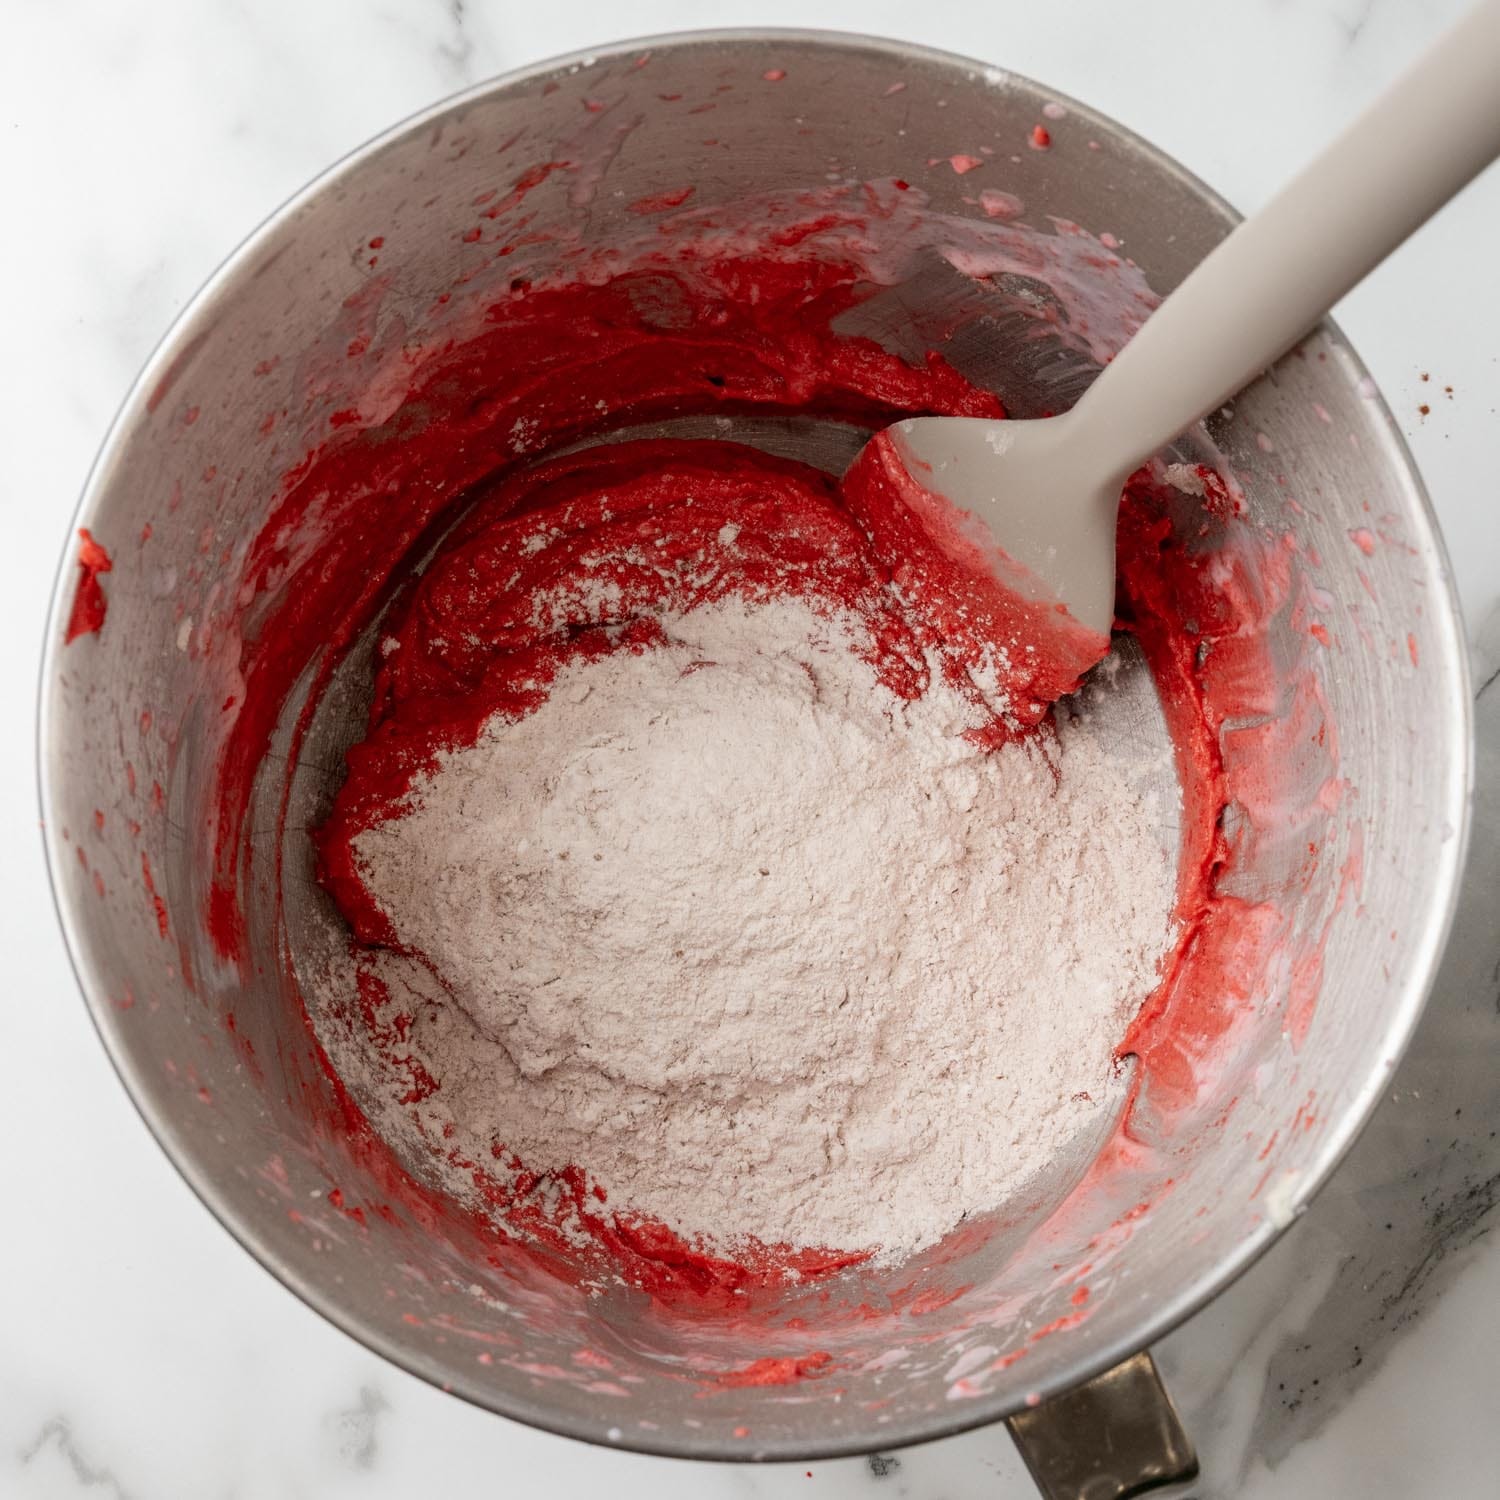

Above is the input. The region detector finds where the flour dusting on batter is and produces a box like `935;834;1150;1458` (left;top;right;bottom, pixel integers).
317;595;1174;1262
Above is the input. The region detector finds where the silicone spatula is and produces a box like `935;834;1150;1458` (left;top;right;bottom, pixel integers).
854;0;1500;714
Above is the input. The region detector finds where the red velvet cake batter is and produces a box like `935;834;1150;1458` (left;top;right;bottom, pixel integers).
196;192;1337;1300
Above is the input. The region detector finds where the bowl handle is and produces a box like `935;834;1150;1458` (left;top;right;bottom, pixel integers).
1005;1350;1198;1498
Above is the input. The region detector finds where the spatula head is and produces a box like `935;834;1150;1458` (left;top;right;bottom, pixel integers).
891;415;1121;635
842;416;1117;725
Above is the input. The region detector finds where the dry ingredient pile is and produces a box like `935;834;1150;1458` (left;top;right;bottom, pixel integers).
289;240;1186;1280
323;593;1174;1264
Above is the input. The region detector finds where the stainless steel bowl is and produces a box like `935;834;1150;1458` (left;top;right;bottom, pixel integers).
39;29;1470;1486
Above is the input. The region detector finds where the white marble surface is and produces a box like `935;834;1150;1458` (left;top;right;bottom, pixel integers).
3;1;1499;1495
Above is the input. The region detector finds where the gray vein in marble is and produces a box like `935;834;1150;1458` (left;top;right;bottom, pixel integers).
17;1418;137;1500
326;1385;390;1471
438;0;476;83
1384;1173;1499;1320
1161;1252;1341;1495
1332;0;1379;47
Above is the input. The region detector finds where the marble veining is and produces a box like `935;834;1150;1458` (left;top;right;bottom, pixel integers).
18;1420;136;1500
3;0;1496;1495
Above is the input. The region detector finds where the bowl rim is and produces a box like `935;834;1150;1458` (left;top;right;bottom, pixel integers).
37;25;1475;1464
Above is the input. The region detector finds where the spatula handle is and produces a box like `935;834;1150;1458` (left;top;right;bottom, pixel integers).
1075;0;1500;486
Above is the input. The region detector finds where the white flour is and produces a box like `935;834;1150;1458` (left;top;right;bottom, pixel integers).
330;596;1175;1262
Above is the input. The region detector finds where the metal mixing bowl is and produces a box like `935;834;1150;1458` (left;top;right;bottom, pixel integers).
39;29;1470;1489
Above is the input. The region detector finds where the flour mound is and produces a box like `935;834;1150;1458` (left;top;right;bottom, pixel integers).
341;597;1173;1261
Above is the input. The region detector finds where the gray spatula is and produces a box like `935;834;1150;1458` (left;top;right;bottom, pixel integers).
864;0;1500;695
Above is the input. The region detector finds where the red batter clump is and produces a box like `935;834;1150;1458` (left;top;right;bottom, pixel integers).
65;527;113;643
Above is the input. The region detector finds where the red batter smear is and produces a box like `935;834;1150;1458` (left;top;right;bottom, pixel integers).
141;852;170;939
199;198;1339;1310
842;431;1112;724
708;1351;834;1388
65;527;113;643
1113;477;1338;1112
